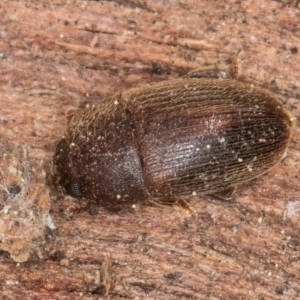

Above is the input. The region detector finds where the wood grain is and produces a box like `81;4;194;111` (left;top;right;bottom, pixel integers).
0;0;299;299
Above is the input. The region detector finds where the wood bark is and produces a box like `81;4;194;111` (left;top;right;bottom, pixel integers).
0;0;299;299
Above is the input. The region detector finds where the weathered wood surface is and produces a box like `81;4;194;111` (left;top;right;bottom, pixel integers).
0;0;300;299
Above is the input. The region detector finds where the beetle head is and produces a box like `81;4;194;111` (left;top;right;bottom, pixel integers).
52;138;82;198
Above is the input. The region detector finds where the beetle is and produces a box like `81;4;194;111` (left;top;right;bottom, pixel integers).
52;55;295;212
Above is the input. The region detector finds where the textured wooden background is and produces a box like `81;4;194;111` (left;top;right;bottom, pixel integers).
0;0;299;299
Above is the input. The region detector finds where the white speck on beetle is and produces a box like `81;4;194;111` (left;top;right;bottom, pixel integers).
192;191;197;196
206;145;211;149
238;158;243;162
259;139;266;142
116;194;121;199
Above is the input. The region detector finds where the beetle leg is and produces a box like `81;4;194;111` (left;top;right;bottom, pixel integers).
149;197;193;214
211;186;237;201
177;199;194;214
185;49;241;80
65;198;91;215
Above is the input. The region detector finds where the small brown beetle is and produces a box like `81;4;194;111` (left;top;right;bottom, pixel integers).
52;56;295;212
